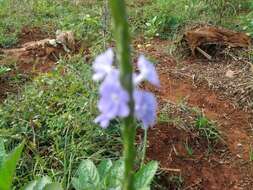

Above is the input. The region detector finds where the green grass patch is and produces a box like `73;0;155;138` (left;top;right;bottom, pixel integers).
0;0;105;47
0;66;11;77
0;55;121;189
195;115;221;146
129;0;253;39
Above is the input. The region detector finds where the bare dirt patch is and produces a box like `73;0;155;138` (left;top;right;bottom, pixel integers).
18;27;51;45
157;74;253;160
135;38;253;189
178;59;253;111
149;124;253;190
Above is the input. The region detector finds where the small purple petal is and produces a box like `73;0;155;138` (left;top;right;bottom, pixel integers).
134;90;157;128
92;48;114;81
95;114;111;128
135;55;160;86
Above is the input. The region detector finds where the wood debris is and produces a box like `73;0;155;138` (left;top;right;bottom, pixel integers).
184;26;251;59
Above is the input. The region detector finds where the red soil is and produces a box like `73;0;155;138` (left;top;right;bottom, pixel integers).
18;27;50;45
136;38;253;189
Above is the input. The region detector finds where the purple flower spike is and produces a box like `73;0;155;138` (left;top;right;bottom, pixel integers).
134;90;157;128
95;71;130;128
135;55;160;87
92;49;159;129
92;48;114;81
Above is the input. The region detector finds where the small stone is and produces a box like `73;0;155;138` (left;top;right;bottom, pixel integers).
225;69;235;78
137;44;142;48
237;143;243;147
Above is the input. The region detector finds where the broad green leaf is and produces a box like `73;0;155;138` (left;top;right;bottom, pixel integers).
72;178;85;190
0;141;25;190
44;183;63;190
97;159;113;179
134;161;158;189
33;176;52;190
23;177;62;190
108;187;121;190
105;160;124;188
139;187;150;190
97;159;113;189
138;187;150;190
0;138;6;166
23;180;37;190
72;159;99;190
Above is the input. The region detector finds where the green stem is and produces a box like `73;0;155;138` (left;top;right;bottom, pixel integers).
141;129;148;168
109;1;136;190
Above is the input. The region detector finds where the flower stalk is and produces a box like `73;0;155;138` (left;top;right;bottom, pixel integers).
141;128;148;168
109;1;136;190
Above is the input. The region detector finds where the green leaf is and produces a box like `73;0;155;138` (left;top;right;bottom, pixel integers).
139;187;150;190
0;138;6;166
44;183;63;190
97;159;113;189
0;66;11;76
23;180;37;190
105;159;124;188
23;177;62;190
97;159;113;179
72;159;99;190
0;141;25;190
33;176;52;190
134;161;158;189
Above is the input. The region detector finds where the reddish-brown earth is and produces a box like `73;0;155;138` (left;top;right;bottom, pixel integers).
18;27;51;45
135;38;253;189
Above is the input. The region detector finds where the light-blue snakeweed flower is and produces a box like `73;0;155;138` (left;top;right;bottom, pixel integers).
92;48;159;129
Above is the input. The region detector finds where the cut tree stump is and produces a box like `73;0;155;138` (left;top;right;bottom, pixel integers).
184;26;251;59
